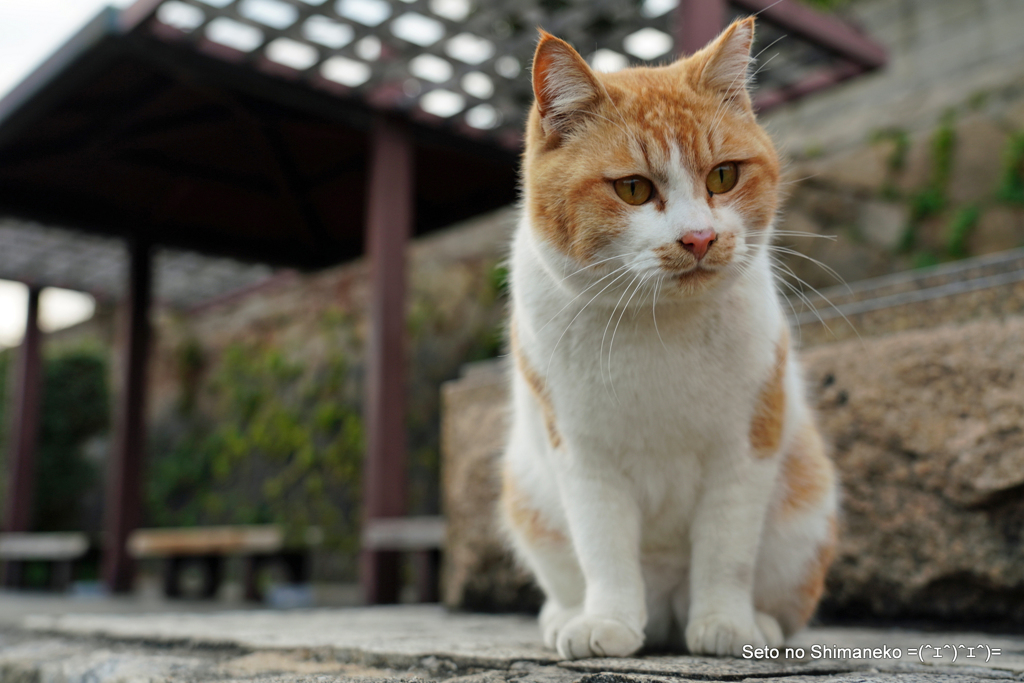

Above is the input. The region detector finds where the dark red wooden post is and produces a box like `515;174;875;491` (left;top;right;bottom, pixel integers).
360;116;413;604
676;0;726;54
1;286;43;587
103;238;152;593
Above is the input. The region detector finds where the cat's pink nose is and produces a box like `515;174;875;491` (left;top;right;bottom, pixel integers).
680;229;717;260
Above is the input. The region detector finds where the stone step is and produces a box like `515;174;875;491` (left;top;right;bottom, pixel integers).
2;606;1022;682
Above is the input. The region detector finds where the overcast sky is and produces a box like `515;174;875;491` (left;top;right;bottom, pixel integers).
0;0;136;346
0;0;135;99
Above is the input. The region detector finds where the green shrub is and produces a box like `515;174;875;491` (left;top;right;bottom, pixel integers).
147;343;364;557
0;346;109;531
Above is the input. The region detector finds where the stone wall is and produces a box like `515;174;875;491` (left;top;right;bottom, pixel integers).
764;0;1024;159
440;360;542;612
804;316;1024;625
762;0;1024;290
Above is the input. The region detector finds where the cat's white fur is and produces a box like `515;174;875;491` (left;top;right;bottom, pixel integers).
501;23;838;660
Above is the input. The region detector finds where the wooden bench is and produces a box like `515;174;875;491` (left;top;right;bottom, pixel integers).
362;516;445;602
128;525;317;601
0;532;89;590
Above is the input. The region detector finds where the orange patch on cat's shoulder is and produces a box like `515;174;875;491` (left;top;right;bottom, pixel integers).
779;421;835;519
501;467;566;545
795;516;837;626
510;319;563;449
750;331;788;457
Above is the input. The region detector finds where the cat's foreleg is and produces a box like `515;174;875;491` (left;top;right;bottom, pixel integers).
506;521;585;649
554;465;647;659
685;448;782;656
501;459;585;648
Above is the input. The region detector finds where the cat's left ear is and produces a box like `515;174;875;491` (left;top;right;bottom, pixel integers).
694;17;756;111
532;31;604;138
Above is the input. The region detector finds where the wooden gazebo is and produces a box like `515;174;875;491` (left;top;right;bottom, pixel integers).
0;0;884;602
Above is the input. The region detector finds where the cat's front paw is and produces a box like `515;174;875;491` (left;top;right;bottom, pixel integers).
556;614;644;659
685;610;779;657
540;602;581;649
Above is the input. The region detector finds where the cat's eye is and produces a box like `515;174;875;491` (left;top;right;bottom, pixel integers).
706;162;739;195
614;176;653;205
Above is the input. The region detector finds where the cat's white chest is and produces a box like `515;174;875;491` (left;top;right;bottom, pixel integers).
510;227;785;557
538;285;772;460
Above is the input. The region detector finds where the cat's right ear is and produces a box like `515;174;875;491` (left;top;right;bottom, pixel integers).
532;31;603;138
693;17;756;112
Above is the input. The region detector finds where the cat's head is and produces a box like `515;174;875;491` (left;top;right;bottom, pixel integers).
523;18;780;299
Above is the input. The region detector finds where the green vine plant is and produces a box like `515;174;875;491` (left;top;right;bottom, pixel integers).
900;111;958;255
870;127;910;201
147;341;365;569
997;131;1024;205
945;204;981;259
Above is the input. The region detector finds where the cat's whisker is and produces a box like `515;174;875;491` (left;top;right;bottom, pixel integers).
778;173;820;186
771;232;837;241
752;0;786;17
767;258;803;345
651;276;669;352
540;262;634;332
600;270;644;393
770;262;836;338
767;254;805;302
752;34;788;62
773;273;828;339
748;52;779;80
765;245;851;292
769;256;861;343
747;229;837;241
608;272;654;403
545;266;634;378
641;276;659;325
559;252;643;284
633;271;658;320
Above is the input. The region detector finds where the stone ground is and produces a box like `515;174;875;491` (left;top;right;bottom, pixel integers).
1;598;1022;683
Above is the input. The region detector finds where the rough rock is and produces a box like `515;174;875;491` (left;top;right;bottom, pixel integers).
858;200;908;250
441;361;541;613
895;131;935;196
968;206;1024;256
803;316;1024;623
792;144;890;194
948;116;1011;204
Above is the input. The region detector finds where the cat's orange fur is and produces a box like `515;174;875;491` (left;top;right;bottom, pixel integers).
501;17;838;658
509;319;562;449
523;23;780;268
750;331;789;456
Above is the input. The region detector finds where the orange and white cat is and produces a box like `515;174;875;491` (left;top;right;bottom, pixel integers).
500;18;838;659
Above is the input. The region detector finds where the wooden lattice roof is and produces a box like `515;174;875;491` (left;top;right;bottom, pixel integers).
0;0;884;271
136;0;886;147
0;219;274;307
